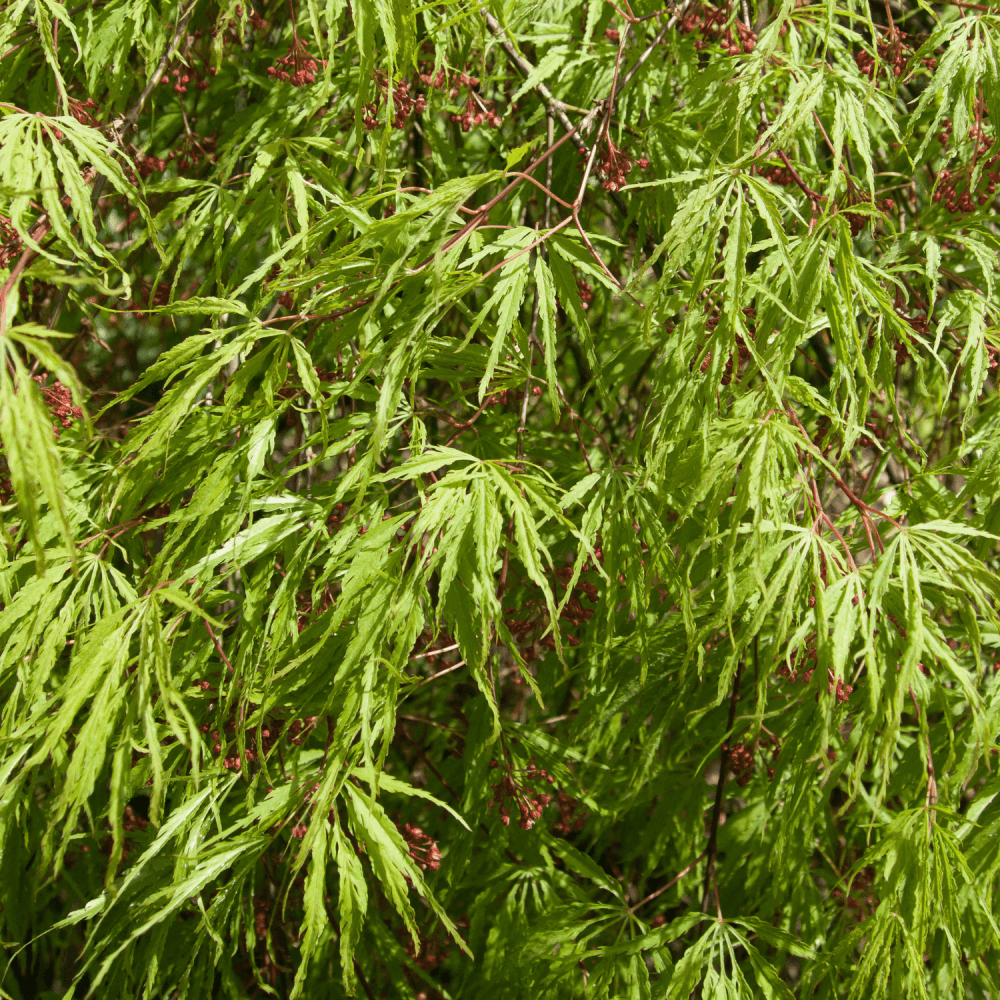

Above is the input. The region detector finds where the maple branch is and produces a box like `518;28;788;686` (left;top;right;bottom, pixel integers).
701;657;744;922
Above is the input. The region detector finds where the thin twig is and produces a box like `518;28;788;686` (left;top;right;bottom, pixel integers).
910;687;938;833
123;2;197;132
204;619;236;675
629;850;707;913
701;657;744;922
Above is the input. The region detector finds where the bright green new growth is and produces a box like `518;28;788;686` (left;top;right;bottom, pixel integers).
1;0;1000;996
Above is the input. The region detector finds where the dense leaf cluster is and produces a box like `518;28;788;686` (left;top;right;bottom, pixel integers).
2;0;1000;996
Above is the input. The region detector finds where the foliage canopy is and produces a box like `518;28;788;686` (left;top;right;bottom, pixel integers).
3;0;1000;996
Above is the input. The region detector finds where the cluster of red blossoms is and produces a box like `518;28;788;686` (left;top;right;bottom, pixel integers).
444;69;503;131
725;733;780;787
678;1;757;55
449;93;503;132
134;133;217;179
126;280;172;317
399;823;443;871
267;36;326;87
839;190;895;237
777;646;853;704
931;116;998;214
755;161;796;186
588;137;650;192
833;866;879;922
503;563;599;661
932;164;998;214
356;66;507;133
855;31;911;80
220;4;268;36
33;375;82;438
778;638;818;683
488;758;554;829
858;408;892;448
695;306;756;383
482;384;543;409
159;62;215;95
68;97;100;126
0;215;20;268
199;711;317;771
362;71;427;130
829;671;853;704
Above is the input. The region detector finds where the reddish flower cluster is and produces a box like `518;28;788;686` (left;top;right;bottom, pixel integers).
32;376;82;438
605;27;621;43
756;162;796;186
553;789;588;835
327;502;350;532
577;279;594;310
68;97;100;126
829;669;853;704
678;2;756;55
856;31;910;81
266;36;326;87
694;306;755;384
363;71;428;130
813;415;832;455
122;804;149;832
833;866;878;922
0;215;20;268
837;191;893;237
220;4;268;35
201;714;317;770
903;311;929;341
400;823;442;871
778;639;817;683
158;59;216;96
488;758;554;829
504;562;599;660
857;412;892;448
445;71;481;99
449;93;503;132
295;585;334;632
134;152;170;178
725;741;756;786
418;66;449;90
134;133;217;179
587;137;650;192
253;897;271;939
126;280;171;316
968;121;994;156
485;388;513;408
403;933;452;970
933;160;999;214
726;732;781;786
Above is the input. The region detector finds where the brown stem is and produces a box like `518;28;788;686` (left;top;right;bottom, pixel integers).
518;292;540;462
123;1;197;131
776;148;825;207
353;961;377;1000
701;657;744;921
0;230;50;335
52;20;67;114
442;395;493;447
629;849;707;914
909;687;938;833
204;619;235;675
